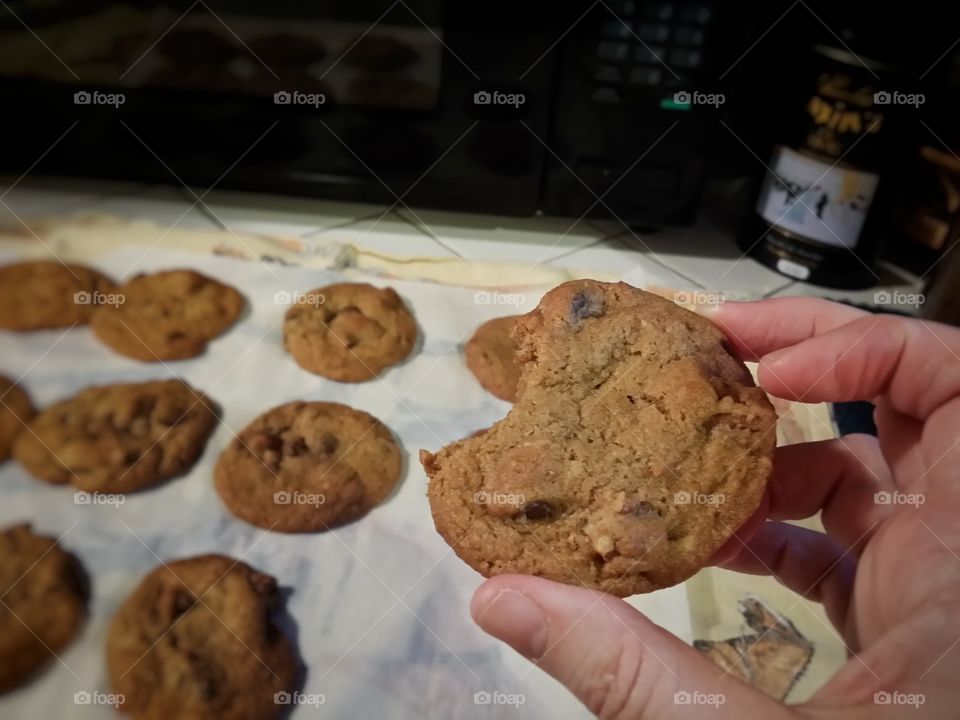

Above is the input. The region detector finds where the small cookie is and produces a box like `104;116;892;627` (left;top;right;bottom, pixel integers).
422;280;776;597
107;554;296;720
0;377;34;462
215;401;402;532
465;316;523;402
282;283;416;382
13;379;218;493
0;524;86;692
0;261;115;331
92;270;245;361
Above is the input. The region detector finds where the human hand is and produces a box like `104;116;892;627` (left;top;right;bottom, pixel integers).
470;297;960;718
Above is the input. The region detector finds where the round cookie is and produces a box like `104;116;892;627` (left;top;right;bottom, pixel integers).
13;379;218;493
107;554;296;720
0;524;86;692
91;269;245;362
0;377;34;462
282;283;416;382
0;261;115;331
465;315;522;402
422;280;777;597
215;401;402;532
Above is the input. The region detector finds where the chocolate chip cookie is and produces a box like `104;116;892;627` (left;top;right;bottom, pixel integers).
91;269;245;362
282;283;416;382
0;524;86;692
0;261;115;331
0;377;34;462
465;315;522;402
107;554;296;720
215;401;403;532
422;280;776;597
13;379;218;493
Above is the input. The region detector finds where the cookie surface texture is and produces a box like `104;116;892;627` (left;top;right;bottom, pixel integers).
282;283;416;382
215;401;403;532
13;379;218;493
91;269;245;361
0;261;115;330
422;280;776;596
465;315;522;402
0;524;86;692
107;554;296;720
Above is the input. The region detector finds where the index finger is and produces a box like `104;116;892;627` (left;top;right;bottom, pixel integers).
698;297;867;361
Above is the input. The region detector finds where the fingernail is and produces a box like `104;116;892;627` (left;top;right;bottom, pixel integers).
472;588;548;659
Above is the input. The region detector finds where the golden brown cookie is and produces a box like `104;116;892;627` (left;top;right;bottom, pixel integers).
215;401;403;532
0;524;86;692
91;270;245;362
0;261;115;331
107;554;296;720
282;283;416;382
13;379;218;493
0;376;34;462
465;316;522;402
422;280;777;597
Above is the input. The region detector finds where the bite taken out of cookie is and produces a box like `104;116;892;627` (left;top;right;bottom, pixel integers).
421;279;777;597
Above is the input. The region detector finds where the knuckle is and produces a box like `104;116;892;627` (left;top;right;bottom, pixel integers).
580;632;657;720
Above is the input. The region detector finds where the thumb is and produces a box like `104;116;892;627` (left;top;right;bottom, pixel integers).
471;575;792;719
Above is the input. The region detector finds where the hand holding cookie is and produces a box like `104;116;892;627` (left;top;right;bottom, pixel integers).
471;297;960;719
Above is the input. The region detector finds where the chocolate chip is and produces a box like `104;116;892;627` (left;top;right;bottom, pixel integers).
517;500;555;521
621;499;658;517
286;437;308;457
569;291;604;322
